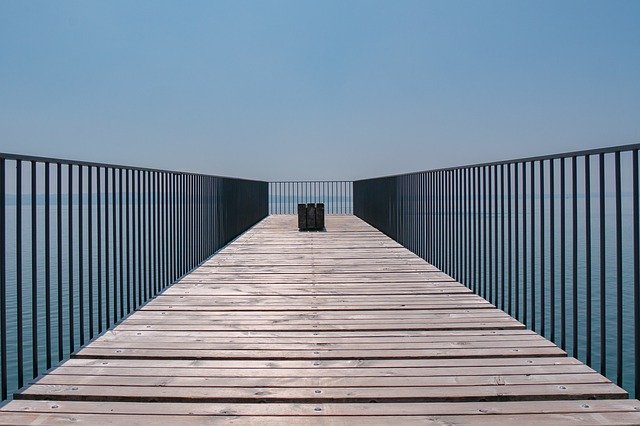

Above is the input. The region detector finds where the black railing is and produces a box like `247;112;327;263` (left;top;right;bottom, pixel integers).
269;181;353;214
354;143;640;397
0;153;268;402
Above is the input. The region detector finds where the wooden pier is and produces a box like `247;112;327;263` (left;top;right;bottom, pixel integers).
1;215;639;424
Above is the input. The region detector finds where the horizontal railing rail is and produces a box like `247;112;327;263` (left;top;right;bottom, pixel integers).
0;153;268;403
269;181;353;215
354;143;640;398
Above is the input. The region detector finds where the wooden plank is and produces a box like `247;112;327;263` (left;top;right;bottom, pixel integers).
4;399;640;416
16;382;628;402
48;364;598;378
4;412;640;425
32;373;611;388
73;347;566;359
60;355;583;369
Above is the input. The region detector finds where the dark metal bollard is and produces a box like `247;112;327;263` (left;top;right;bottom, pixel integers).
316;203;325;230
306;203;316;229
298;203;325;231
298;204;307;230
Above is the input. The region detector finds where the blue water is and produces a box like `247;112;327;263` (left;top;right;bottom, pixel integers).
1;202;165;399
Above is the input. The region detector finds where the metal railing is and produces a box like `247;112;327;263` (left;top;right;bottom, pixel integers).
354;143;640;397
0;153;268;402
269;181;352;214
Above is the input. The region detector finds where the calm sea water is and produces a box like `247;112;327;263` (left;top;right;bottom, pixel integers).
2;202;163;399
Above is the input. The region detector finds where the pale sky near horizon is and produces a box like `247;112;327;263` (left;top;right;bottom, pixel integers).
1;0;639;181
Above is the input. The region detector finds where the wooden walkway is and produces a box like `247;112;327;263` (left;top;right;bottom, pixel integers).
1;215;639;424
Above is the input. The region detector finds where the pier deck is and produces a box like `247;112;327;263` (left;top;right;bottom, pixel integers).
1;215;639;424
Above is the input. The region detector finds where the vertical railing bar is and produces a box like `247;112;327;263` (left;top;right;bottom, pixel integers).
200;175;203;261
523;162;527;327
454;171;458;278
473;171;478;292
133;170;138;308
78;165;84;347
561;158;566;351
16;160;23;386
56;163;63;360
182;173;185;275
195;175;199;262
572;156;578;358
133;170;143;307
540;159;545;337
176;174;180;279
585;155;592;366
30;161;38;377
105;167;110;329
153;172;157;292
158;172;162;292
341;180;343;214
449;171;453;276
168;173;172;282
460;171;464;286
615;151;623;387
450;173;454;277
45;162;52;368
459;169;463;281
96;168;102;334
205;176;209;257
437;172;441;269
487;168;492;302
188;174;192;268
160;173;165;288
550;160;555;343
633;149;639;397
457;171;461;279
68;163;74;354
442;175;446;275
467;168;472;290
500;164;505;311
494;165;499;306
514;163;519;321
0;157;5;400
112;167;117;323
170;173;174;281
141;171;151;300
126;169;131;312
88;167;93;340
531;161;536;332
152;172;157;295
507;163;512;316
192;174;195;266
169;174;173;282
147;172;157;298
177;174;181;278
483;166;488;300
156;172;161;292
464;170;467;290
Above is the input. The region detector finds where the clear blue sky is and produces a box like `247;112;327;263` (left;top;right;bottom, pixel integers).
1;1;639;180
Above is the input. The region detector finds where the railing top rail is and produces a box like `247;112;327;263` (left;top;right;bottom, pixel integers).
269;180;353;183
357;142;640;181
0;152;266;183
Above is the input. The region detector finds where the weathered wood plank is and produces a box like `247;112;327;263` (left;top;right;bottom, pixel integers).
4;399;640;416
15;382;628;402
